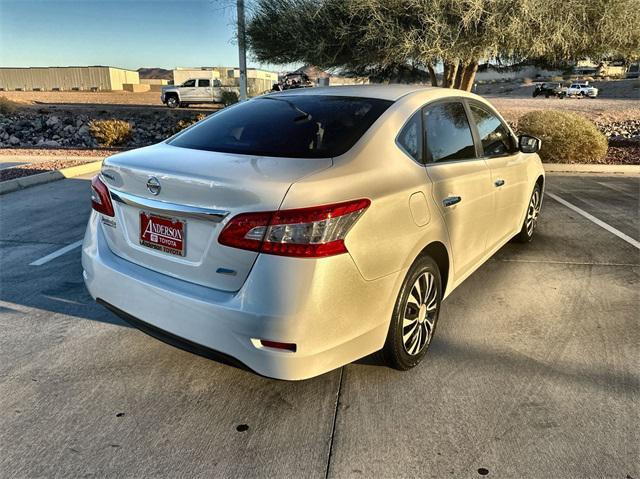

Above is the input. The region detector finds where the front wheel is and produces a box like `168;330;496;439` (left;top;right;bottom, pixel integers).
382;255;442;370
166;96;179;108
516;183;542;243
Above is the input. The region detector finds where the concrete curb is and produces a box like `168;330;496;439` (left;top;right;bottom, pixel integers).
0;160;103;195
544;163;640;175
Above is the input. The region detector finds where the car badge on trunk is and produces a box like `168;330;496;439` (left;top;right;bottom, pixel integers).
146;177;161;195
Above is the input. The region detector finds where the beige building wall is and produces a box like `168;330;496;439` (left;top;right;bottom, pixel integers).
212;67;278;95
108;68;140;90
0;66;139;91
140;79;169;85
173;68;221;86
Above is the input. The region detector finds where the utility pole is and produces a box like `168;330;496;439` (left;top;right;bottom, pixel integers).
237;0;247;101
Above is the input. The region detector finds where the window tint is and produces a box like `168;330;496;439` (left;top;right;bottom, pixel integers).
397;112;422;162
198;79;211;87
469;104;516;157
168;95;393;158
182;79;196;87
423;102;476;163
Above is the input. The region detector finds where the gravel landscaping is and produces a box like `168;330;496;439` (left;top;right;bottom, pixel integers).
0;87;638;166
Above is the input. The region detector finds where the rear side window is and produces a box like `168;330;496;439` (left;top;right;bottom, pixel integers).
397;112;422;162
198;79;211;87
469;104;516;157
168;95;393;158
423;102;476;163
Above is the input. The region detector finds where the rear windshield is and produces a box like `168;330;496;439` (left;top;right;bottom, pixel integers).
168;95;393;158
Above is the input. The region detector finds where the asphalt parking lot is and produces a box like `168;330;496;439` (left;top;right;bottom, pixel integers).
0;173;638;478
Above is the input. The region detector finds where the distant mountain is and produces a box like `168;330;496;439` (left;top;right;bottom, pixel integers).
137;68;172;80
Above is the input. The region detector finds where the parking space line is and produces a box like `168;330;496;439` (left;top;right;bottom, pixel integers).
29;240;83;266
546;192;640;250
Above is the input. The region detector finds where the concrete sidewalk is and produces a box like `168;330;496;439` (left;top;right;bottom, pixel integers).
0;155;103;170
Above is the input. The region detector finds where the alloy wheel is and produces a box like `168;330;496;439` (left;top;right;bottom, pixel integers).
402;272;438;355
526;189;541;237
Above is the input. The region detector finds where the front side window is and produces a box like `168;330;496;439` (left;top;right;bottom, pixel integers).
182;79;196;87
423;102;476;163
169;95;393;158
397;112;422;162
198;79;211;87
469;104;516;157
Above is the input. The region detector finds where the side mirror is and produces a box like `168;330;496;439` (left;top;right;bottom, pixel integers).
519;135;541;153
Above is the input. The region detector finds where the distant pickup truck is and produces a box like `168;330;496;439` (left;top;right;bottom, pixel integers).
566;83;599;98
161;79;224;108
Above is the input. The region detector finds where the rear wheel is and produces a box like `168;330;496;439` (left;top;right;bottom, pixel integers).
382;255;442;370
516;183;542;243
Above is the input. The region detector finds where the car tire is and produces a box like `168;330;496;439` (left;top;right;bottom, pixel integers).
382;255;442;371
516;183;542;243
166;96;179;109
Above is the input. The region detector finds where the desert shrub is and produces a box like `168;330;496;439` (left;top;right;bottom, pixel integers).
0;96;19;114
517;111;608;164
222;90;239;107
551;76;563;82
88;119;132;147
173;113;206;134
521;77;533;85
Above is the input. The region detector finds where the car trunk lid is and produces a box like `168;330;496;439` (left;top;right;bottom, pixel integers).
99;143;332;292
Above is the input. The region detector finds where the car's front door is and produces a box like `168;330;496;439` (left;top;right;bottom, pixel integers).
422;100;494;280
468;101;530;250
179;79;198;101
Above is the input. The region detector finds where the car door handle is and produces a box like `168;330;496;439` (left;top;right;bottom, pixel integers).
495;179;505;187
442;196;462;207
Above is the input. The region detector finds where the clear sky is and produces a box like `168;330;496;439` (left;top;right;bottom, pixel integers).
0;0;283;71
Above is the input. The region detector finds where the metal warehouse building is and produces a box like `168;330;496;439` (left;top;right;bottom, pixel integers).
0;66;140;91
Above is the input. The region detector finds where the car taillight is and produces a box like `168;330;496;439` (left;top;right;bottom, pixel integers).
91;175;115;217
218;198;370;258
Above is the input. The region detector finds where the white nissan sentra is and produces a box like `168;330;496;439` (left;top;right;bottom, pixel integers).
83;85;544;380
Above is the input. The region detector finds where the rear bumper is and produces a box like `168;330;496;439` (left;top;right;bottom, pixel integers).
82;212;402;380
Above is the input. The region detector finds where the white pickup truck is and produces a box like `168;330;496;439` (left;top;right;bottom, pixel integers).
566;82;599;98
161;78;224;108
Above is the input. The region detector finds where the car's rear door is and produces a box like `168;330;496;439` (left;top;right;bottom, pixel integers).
467;100;529;250
422;100;494;280
196;79;213;101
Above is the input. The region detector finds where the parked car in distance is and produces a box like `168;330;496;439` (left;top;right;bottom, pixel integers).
532;82;566;98
161;78;225;108
271;72;314;91
83;85;545;380
566;82;599;97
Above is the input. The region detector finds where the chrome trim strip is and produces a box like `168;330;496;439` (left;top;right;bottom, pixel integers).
110;189;229;223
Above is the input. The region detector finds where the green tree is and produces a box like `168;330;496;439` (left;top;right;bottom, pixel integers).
247;0;640;90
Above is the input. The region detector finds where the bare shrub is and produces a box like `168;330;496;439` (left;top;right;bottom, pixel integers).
0;96;19;114
88;119;132;147
222;90;239;106
517;111;608;164
173;113;207;134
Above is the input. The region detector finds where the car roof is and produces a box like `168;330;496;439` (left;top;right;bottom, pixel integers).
267;84;438;101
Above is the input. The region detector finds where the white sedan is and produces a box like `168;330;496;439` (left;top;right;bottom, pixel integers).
83;85;544;380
